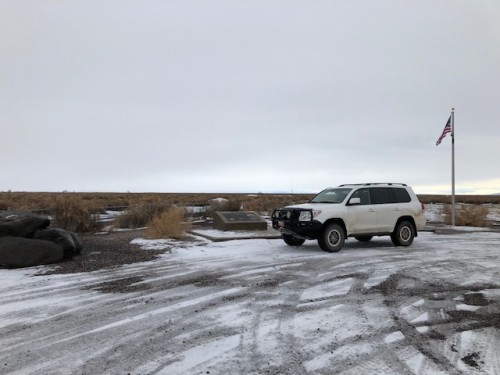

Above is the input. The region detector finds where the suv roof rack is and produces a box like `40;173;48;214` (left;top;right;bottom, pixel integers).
338;183;408;187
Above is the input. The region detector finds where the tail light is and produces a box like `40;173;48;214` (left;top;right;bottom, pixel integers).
421;203;425;211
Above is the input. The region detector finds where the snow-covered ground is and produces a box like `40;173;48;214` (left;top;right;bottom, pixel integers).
1;230;500;374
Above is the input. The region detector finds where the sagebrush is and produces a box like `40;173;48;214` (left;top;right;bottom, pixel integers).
52;195;100;233
145;207;192;239
442;204;489;227
116;202;169;229
1;192;500;211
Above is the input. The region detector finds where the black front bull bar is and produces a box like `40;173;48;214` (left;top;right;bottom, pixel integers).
271;209;318;240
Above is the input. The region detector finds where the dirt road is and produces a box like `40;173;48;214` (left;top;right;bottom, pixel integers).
1;230;499;374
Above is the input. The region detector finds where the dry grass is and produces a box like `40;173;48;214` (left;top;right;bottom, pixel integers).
0;191;316;212
116;202;169;229
52;195;100;233
442;204;490;227
145;207;191;239
419;194;500;205
1;191;497;231
1;191;499;210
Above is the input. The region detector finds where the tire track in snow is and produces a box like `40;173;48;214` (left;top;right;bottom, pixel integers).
1;232;500;374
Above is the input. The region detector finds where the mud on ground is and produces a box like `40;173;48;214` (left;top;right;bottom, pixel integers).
44;229;166;274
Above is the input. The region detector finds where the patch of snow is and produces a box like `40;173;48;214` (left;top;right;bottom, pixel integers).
480;288;500;298
0;267;45;289
363;272;391;289
456;304;481;312
397;346;448;375
400;299;426;322
410;312;429;324
453;329;500;374
57;287;247;343
130;238;176;250
190;228;277;239
384;331;405;344
424;203;444;222
300;278;354;301
451;226;491;232
98;210;124;223
411;299;425;307
210;198;228;202
157;335;240;374
416;326;429;333
304;343;374;372
401;298;425;315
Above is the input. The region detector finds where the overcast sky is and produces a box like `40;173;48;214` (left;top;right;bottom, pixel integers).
1;1;499;194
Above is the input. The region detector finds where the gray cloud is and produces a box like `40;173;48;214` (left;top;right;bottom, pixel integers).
1;1;499;193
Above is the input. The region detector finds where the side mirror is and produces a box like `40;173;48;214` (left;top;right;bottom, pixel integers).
348;197;361;205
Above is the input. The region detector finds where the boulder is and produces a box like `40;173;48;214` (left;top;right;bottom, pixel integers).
34;228;82;259
70;231;83;255
0;236;64;268
0;213;83;268
0;216;50;238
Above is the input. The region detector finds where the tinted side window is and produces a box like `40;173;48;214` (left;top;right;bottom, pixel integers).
370;188;394;204
392;188;411;203
350;188;371;205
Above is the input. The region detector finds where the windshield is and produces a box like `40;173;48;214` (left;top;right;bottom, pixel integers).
310;188;352;204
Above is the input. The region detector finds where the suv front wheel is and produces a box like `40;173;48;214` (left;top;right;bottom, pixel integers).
318;223;345;252
391;220;415;246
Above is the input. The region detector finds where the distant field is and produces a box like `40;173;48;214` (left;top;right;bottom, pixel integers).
0;192;312;213
418;194;500;204
1;191;499;212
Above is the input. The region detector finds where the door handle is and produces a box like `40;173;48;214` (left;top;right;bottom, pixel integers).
369;209;375;212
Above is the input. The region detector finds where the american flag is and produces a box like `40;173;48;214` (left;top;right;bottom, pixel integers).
436;116;452;146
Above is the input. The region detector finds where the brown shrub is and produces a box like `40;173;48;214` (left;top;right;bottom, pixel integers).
3;192;500;211
52;195;100;233
116;203;169;229
0;200;8;210
145;207;191;239
442;204;489;227
419;194;500;205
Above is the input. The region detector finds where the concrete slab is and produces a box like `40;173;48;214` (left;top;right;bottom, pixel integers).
212;211;268;231
190;226;281;242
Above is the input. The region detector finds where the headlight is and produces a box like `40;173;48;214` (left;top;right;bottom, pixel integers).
299;211;312;221
286;211;292;219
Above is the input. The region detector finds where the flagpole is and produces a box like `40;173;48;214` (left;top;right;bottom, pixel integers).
451;108;455;226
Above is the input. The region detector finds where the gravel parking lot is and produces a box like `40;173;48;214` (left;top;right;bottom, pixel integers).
1;229;499;374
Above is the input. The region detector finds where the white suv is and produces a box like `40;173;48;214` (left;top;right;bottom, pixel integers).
272;183;426;252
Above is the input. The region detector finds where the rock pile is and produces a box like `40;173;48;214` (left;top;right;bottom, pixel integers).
0;213;82;268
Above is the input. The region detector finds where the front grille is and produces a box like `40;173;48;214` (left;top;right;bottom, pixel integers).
273;209;296;220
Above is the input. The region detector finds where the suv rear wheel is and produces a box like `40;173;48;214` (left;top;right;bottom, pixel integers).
282;234;305;247
318;223;345;252
391;220;414;246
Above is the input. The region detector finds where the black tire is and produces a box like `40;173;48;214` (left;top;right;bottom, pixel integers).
354;235;373;242
282;234;305;247
391;220;414;247
318;223;345;252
